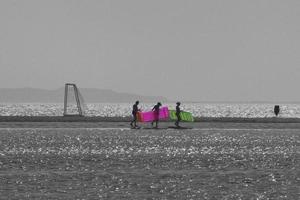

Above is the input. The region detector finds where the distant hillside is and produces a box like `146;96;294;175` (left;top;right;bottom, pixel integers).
0;88;168;103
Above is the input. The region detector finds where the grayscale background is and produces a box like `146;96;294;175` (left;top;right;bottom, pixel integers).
0;0;299;102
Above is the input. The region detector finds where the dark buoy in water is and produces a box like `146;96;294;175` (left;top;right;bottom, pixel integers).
274;105;280;116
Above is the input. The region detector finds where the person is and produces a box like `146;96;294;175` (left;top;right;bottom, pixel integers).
130;101;140;128
274;105;280;117
175;102;181;127
151;102;162;128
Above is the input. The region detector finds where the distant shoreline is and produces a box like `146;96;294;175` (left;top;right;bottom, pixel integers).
0;116;300;123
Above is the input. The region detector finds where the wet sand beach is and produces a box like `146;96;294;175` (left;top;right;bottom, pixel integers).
2;121;300;130
1;116;300;129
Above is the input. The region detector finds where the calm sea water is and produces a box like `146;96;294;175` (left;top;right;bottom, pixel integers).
0;128;299;199
1;103;300;118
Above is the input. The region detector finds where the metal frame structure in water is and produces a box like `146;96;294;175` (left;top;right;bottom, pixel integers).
63;83;83;116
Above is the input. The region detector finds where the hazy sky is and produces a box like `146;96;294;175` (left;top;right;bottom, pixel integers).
0;0;299;101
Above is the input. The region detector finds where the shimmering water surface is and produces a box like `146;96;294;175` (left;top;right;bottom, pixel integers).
1;103;300;118
0;128;299;199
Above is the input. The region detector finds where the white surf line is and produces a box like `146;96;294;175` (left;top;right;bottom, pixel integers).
0;127;299;131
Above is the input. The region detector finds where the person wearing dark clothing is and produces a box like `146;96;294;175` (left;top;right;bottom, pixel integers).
151;102;162;128
175;102;181;127
274;105;280;117
130;101;140;128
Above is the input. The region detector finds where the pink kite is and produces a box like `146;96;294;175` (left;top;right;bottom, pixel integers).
137;106;169;122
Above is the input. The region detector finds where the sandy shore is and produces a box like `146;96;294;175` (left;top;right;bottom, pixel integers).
1;116;300;129
2;123;299;199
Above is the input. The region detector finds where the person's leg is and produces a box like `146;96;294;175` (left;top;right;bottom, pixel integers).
134;115;138;127
131;114;137;127
153;113;158;128
156;114;159;128
130;115;134;127
155;120;158;128
175;114;179;127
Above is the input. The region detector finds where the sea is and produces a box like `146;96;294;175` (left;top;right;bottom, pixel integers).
1;103;300;117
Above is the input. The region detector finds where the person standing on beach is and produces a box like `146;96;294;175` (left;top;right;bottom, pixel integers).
151;102;162;128
175;102;181;127
274;105;280;117
130;101;140;128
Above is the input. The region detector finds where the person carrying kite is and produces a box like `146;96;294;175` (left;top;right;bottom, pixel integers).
130;101;140;128
151;102;162;128
175;102;181;127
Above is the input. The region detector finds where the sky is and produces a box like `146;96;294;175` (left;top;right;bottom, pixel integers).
0;0;299;102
